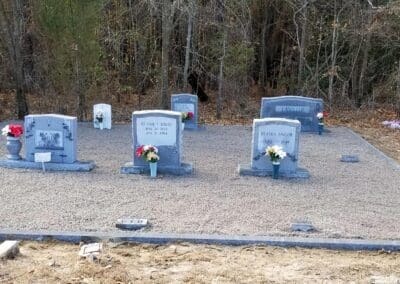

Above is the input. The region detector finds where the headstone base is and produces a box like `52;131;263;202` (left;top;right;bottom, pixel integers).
183;124;206;131
120;162;193;176
0;159;95;172
238;164;310;179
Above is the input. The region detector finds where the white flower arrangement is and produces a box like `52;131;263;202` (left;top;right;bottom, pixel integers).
265;145;287;163
317;111;328;123
95;111;104;123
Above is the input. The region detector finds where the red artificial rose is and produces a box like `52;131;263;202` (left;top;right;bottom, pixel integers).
135;145;144;157
9;124;23;138
188;112;194;119
323;111;329;117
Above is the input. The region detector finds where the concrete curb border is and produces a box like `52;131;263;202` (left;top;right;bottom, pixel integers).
0;230;400;251
345;127;400;171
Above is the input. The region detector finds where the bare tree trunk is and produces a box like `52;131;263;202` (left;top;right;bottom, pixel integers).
217;35;226;119
314;17;322;97
216;0;225;119
396;61;400;118
183;1;195;90
161;0;175;109
328;0;338;107
75;55;86;120
0;0;29;118
129;0;146;108
358;6;372;107
278;39;285;80
297;0;308;92
260;3;269;89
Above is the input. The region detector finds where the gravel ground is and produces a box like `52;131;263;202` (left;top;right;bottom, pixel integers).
0;122;399;240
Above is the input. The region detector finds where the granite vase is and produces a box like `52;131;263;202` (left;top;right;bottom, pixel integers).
6;136;22;160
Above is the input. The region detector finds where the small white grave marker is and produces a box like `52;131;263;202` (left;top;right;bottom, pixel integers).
34;152;52;172
116;218;148;230
79;243;103;258
93;104;112;130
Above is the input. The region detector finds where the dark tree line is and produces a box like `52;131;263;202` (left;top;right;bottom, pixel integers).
0;0;399;119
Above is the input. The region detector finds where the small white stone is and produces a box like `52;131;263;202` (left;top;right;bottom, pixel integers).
79;243;102;258
0;241;19;259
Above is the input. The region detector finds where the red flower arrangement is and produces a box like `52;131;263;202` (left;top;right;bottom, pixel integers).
317;111;329;123
181;112;194;122
135;144;160;163
2;124;24;138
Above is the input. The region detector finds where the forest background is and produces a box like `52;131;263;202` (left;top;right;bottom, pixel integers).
0;0;400;122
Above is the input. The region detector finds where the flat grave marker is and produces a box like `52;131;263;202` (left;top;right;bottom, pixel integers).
340;155;360;163
116;218;148;230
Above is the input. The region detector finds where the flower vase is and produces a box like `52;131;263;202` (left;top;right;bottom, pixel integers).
149;162;158;178
182;122;185;130
318;123;324;135
6;136;22;160
99;122;104;130
272;161;280;179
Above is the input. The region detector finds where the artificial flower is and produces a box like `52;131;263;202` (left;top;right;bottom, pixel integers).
2;124;23;138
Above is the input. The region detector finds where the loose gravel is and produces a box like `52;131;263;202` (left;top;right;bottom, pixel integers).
0;123;399;240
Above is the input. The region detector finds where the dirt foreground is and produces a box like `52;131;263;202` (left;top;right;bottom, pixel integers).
0;242;399;283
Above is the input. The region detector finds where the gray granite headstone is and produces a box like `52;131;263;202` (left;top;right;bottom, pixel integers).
25;114;77;163
0;114;95;171
238;118;309;178
171;94;198;129
120;110;192;175
260;96;323;132
93;103;112;129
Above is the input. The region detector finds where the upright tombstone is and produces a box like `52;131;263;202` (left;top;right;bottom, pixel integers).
238;118;309;178
120;110;193;175
0;114;95;171
93;104;112;129
25;114;77;163
171;94;198;129
260;96;323;132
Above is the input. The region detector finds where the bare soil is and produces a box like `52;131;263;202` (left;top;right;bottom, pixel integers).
1;242;400;283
